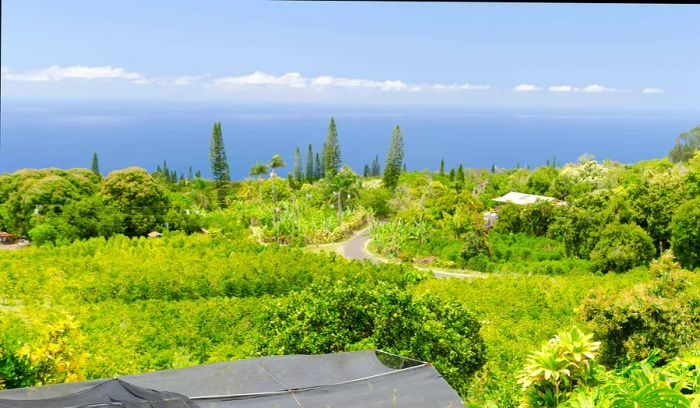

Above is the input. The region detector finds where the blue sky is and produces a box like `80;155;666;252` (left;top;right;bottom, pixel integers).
2;1;699;110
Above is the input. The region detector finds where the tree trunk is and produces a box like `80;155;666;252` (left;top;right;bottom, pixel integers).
337;192;343;226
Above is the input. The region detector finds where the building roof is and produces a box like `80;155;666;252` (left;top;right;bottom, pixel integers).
0;232;14;238
0;351;462;408
147;231;162;238
492;191;563;205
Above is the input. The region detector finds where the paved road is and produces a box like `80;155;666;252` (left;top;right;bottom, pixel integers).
342;227;378;264
340;226;485;279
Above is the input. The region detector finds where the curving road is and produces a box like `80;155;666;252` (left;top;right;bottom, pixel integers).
340;226;485;279
342;227;378;264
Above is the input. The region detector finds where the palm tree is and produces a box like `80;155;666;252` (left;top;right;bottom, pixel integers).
267;155;286;241
329;165;361;226
267;154;286;202
249;161;268;205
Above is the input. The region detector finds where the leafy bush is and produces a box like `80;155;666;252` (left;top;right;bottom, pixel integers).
517;327;700;408
27;223;59;246
589;223;655;273
359;186;393;218
100;167;169;236
579;252;700;367
493;203;522;234
517;327;604;407
0;316;86;388
671;198;700;269
567;352;700;408
548;206;608;259
494;201;560;237
256;279;486;397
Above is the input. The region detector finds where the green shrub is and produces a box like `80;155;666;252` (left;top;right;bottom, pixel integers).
589;223;655;273
256;279;486;397
517;327;604;407
671;198;700;269
549;206;608;259
359;187;393;218
494;203;522;234
579;252;700;367
28;223;59;246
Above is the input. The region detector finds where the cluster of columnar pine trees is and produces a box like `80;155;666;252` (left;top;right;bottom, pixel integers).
94;117;407;210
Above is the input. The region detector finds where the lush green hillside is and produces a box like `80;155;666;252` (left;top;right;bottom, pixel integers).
1;125;700;406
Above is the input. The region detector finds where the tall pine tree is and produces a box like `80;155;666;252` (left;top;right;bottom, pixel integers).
455;164;465;191
383;125;405;190
314;153;323;179
323;118;341;177
439;159;445;177
292;146;303;181
372;155;381;177
305;144;314;181
209;121;230;208
91;152;100;176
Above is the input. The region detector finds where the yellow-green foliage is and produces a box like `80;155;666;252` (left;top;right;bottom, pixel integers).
416;271;646;406
0;233;424;384
579;252;700;367
517;327;700;408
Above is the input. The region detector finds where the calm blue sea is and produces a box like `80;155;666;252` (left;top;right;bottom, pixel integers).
1;100;698;179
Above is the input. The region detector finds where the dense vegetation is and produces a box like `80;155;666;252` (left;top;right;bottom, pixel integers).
1;122;699;406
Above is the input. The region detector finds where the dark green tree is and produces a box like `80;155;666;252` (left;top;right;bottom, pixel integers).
323;118;341;177
668;126;700;163
209;122;230;208
363;164;370;177
188;166;193;180
292;146;303;181
439;159;445;177
314;152;323;179
372;155;381;177
101;167;169;236
449;168;455;182
455;164;465;191
90;152;100;176
305;144;314;181
590;223;655;273
490;164;495;174
671;198;700;269
383;125;405;190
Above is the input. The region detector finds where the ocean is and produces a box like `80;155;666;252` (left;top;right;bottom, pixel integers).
1;100;698;179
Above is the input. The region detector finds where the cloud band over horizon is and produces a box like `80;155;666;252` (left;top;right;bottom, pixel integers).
1;65;664;97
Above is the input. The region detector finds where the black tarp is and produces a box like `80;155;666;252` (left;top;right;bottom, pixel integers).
0;378;199;408
0;350;463;407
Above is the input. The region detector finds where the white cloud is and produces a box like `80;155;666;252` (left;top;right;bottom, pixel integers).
2;65;143;82
210;71;489;94
642;87;664;94
574;84;629;93
514;84;541;92
310;75;409;91
213;71;307;89
548;85;573;93
432;83;491;92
